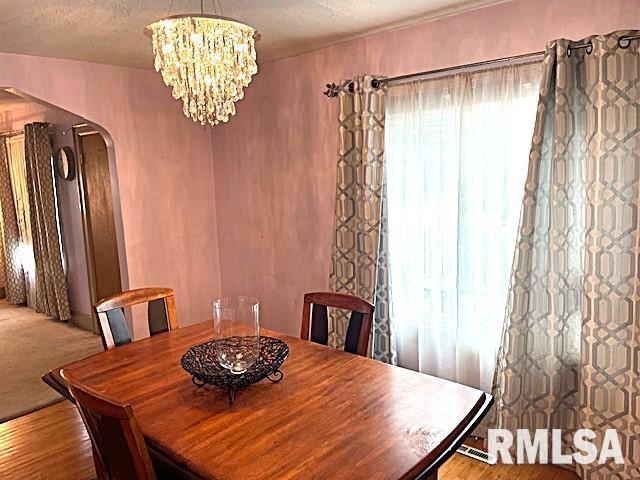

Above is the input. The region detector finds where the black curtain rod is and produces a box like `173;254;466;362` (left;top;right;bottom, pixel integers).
323;51;543;97
0;129;24;137
324;34;640;98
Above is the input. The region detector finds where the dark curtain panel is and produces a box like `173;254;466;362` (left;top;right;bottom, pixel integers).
24;123;70;320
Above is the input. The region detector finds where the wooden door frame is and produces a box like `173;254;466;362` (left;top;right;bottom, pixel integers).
72;124;125;333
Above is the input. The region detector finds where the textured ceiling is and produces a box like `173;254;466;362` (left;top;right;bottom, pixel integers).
0;0;504;68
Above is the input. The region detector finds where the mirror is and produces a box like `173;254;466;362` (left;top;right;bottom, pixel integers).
54;146;75;180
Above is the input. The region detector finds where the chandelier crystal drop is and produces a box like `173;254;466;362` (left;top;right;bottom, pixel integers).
146;15;257;126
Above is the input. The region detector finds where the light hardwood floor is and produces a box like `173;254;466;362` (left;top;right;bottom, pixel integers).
0;401;579;480
0;402;94;480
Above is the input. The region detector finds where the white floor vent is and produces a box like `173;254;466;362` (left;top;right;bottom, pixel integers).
456;444;496;465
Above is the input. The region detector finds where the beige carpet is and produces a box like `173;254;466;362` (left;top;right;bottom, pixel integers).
0;300;103;423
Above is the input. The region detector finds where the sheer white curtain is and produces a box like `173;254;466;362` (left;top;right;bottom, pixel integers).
6;134;36;307
384;62;541;392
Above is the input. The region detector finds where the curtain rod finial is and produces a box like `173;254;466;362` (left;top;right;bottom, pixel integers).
323;82;340;98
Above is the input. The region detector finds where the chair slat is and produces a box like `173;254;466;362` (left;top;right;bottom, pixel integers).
106;308;132;347
310;304;329;346
344;311;364;354
148;298;170;336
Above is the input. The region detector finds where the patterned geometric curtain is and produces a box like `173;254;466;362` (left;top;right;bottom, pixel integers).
0;139;27;304
374;182;395;364
328;75;396;364
492;30;640;479
24;123;70;320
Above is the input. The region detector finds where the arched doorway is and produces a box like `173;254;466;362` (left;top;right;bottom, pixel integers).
0;87;126;422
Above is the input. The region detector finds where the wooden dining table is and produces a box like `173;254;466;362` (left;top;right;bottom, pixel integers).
56;321;492;480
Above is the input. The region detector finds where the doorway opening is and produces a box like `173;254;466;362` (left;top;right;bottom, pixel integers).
0;87;126;422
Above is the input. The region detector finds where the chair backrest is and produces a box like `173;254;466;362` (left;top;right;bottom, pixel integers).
61;370;156;480
300;291;374;357
95;287;178;350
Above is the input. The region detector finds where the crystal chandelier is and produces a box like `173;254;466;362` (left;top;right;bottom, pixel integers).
146;12;257;126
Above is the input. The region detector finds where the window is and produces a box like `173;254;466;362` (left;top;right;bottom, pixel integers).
5;134;37;305
384;61;541;391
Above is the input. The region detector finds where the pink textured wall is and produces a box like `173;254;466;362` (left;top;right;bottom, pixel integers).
0;101;80;132
0;54;222;334
211;0;640;336
51;122;93;316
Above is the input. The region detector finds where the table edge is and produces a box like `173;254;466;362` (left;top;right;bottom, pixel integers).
409;392;494;480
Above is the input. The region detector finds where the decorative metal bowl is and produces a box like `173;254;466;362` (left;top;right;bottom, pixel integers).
181;336;289;403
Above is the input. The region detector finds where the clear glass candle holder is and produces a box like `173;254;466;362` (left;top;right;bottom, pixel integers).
213;296;260;375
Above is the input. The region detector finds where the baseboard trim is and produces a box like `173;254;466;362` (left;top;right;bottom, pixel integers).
70;311;95;333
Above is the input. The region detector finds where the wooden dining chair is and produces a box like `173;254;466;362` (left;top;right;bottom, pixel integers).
95;287;178;350
300;291;374;357
61;370;157;480
43;288;178;397
42;368;75;404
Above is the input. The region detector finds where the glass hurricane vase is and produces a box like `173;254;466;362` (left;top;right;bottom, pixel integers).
213;296;260;375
